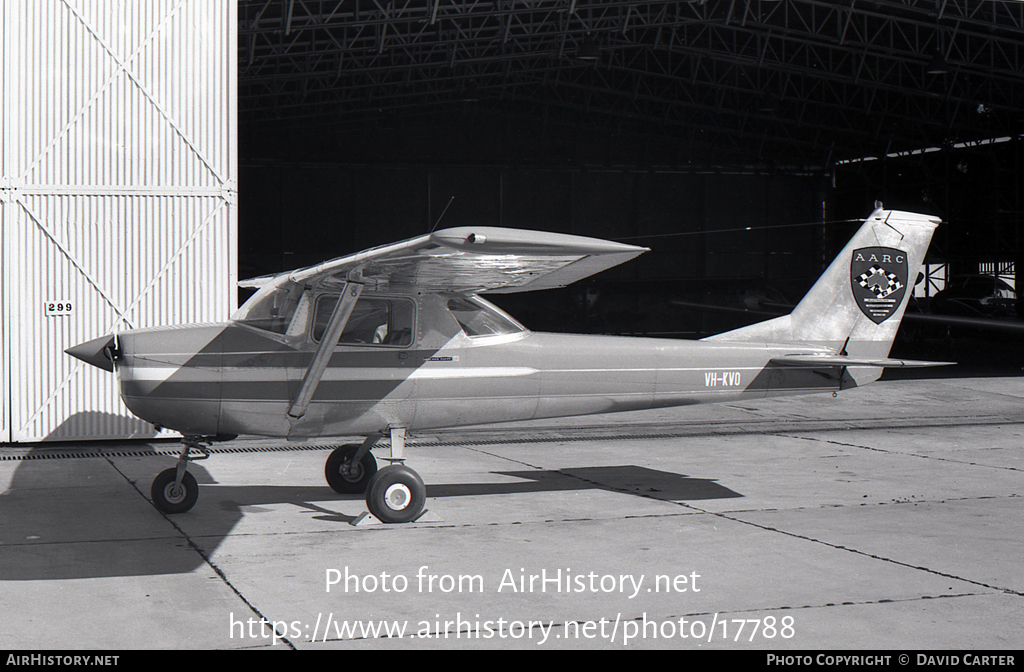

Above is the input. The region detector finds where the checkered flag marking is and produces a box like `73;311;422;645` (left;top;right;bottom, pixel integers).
856;265;903;299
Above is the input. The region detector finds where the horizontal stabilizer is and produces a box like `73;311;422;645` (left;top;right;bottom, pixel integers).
770;355;954;368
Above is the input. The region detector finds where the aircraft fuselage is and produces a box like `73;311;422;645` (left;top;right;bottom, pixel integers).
115;292;838;439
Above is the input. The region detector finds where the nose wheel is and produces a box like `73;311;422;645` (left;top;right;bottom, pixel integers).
151;436;209;514
152;468;199;514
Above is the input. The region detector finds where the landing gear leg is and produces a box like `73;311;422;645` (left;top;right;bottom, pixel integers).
364;428;426;524
151;436;208;514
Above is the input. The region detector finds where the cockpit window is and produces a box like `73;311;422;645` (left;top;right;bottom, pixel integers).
313;296;414;346
232;281;307;335
447;297;526;337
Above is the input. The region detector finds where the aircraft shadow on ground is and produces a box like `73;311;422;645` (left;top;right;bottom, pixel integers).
0;449;739;581
214;465;742;524
205;464;742;507
428;465;743;501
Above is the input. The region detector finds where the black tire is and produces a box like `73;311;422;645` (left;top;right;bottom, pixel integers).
365;464;426;524
325;444;378;494
151;468;199;514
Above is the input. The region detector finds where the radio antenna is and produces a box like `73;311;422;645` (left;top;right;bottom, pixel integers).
430;196;455;233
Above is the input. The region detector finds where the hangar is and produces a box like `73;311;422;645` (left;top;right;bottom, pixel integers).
2;2;1024;653
1;0;1023;442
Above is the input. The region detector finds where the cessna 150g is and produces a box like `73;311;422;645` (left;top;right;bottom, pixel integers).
67;207;946;523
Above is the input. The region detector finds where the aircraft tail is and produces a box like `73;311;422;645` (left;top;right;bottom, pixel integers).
705;207;940;385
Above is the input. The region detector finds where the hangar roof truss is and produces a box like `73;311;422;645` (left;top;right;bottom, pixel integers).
238;0;1024;169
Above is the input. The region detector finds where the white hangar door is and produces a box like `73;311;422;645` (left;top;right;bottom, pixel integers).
1;0;237;442
1;186;7;444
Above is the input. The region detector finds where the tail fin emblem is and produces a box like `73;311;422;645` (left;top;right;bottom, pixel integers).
851;247;908;324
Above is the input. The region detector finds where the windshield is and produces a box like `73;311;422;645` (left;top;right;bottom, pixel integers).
233;281;307;335
447;296;526;337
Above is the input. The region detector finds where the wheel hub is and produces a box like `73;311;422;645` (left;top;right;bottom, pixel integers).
342;459;363;481
383;483;412;511
163;482;186;504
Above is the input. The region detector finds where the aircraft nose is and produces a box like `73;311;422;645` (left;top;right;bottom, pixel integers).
65;335;117;372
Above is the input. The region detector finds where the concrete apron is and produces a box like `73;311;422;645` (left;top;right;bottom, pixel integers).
0;376;1021;649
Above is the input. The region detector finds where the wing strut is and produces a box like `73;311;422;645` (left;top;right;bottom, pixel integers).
288;282;364;419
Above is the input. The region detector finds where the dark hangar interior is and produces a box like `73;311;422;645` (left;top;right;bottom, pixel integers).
236;0;1024;368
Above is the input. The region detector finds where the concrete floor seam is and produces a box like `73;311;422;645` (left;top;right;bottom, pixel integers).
785;434;1024;473
680;591;991;616
935;381;1024;402
704;493;1022;516
672;501;1024;598
102;455;298;650
0;534;190;548
461;444;543;469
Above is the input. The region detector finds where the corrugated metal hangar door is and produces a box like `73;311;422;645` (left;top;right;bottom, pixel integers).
0;0;237;442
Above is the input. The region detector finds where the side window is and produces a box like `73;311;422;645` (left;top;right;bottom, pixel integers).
313;296;414;346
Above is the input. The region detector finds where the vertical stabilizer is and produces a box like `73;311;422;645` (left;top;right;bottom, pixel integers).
706;208;939;384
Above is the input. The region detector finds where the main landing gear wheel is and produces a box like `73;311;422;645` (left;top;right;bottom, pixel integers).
151;468;199;514
325;444;378;494
365;464;426;524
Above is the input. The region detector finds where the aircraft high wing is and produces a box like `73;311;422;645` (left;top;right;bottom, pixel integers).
237;226;648;294
67;208;950;523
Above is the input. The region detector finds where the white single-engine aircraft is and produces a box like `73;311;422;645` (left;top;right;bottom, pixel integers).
67;207;947;523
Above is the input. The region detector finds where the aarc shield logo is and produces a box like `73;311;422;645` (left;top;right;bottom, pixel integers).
851;247;908;324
